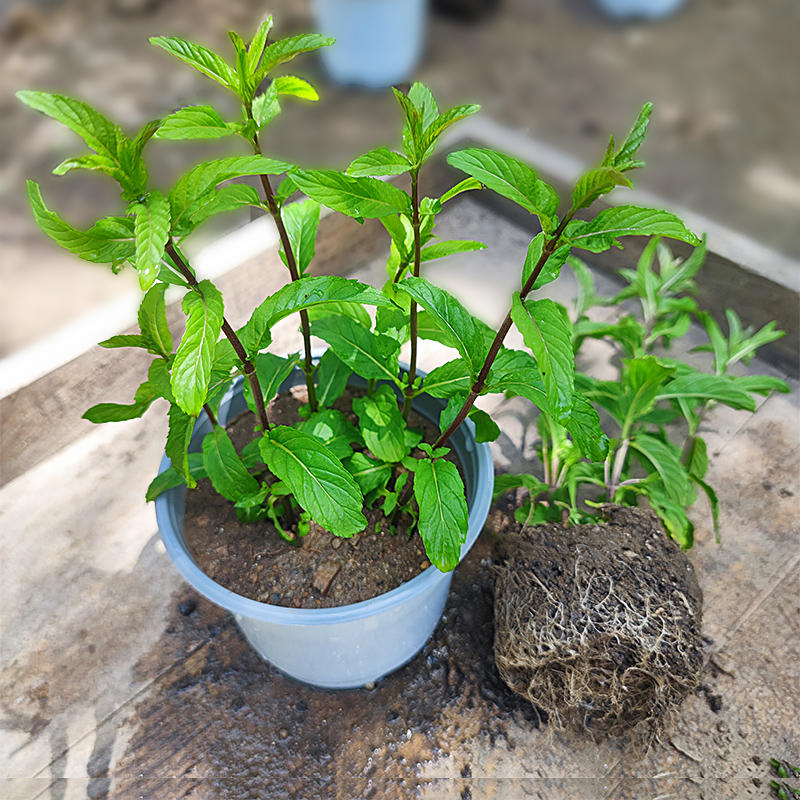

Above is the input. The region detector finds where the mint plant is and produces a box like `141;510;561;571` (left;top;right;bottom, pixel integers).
18;18;707;576
499;238;789;546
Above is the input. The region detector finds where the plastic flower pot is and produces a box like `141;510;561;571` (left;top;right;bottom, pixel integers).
311;0;427;88
155;364;493;689
594;0;684;19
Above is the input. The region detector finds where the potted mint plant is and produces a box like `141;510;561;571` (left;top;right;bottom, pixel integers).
18;18;707;691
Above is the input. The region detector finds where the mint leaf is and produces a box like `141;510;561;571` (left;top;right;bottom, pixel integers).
17;91;120;160
347;148;411;178
27;181;135;265
280;199;320;275
150;36;237;91
130;190;170;290
301;409;362;460
243;352;299;414
353;384;407;463
156;105;240;139
440;178;483;204
312;316;401;384
253;34;334;87
414;458;468;572
246;15;273;75
315;349;352;408
292;170;411;218
202;426;260;502
138;283;173;357
521;233;572;290
571;166;632;211
630;433;692;505
511;295;574;424
613;103;652;169
618;356;676;424
83;379;157;423
421;359;471;399
188;183;262;229
166;404;196;487
566;206;701;252
447;148;559;231
260;426;366;536
468;408;501;443
419;239;485;262
658;373;756;411
566;393;609;461
419;103;481;156
98;334;148;350
240;275;393;354
400;276;488;380
344;452;393;495
171;281;224;416
273;75;319;101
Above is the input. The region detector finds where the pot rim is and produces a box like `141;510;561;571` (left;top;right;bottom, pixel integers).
156;360;493;626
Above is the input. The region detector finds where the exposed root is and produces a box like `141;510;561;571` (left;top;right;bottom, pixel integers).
493;506;704;743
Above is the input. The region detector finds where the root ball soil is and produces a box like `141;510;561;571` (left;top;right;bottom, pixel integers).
493;505;704;740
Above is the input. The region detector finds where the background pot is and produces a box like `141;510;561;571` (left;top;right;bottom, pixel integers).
594;0;684;20
311;0;427;88
156;366;493;689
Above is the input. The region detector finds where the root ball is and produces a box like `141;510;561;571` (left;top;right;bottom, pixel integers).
493;506;704;740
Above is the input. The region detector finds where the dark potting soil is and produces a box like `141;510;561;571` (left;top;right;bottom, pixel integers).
185;387;449;610
493;504;704;739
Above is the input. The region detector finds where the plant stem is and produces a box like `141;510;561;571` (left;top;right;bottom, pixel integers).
402;169;421;422
165;239;271;432
607;437;630;500
203;403;218;427
433;214;574;449
249;123;318;412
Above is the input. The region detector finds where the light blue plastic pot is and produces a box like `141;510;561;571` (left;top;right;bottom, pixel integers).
311;0;427;88
594;0;684;19
156;365;493;689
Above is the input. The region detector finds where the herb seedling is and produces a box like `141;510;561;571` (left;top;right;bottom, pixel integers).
500;237;788;546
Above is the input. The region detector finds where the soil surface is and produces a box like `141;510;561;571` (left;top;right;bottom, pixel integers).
186;387;451;609
493;504;704;739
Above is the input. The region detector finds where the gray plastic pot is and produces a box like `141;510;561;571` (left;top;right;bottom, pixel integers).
156;366;493;689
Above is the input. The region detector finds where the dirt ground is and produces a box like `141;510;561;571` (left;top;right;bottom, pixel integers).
1;0;799;355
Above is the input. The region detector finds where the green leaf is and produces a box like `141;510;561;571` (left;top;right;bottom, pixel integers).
17;91;120;159
252;83;281;128
147;358;175;402
51;154;128;187
566;206;701;253
344;452;393;496
640;485;694;548
130;190;170;291
150;36;237;91
188;183;262;229
619;356;676;426
573;316;645;358
169;156;290;234
419;239;486;262
240;275;393;354
280;199;320;275
447;148;559;231
521;233;572;290
83;379;157;423
156;105;240;139
246;15;273;74
489;348;552;415
408;82;440;128
353;384;407;463
166;404;196;487
393;87;424;162
313;316;400;384
274;75;319;101
146;466;188;502
630;433;692;504
440;178;483;204
259;426;366;536
685;436;708;480
731;374;790;396
347;147;411;178
375;304;410;344
138;283;173;357
203;426;260;502
301;408;362;460
243;352;300;414
171;281;224;416
439;393;466;435
567;393;609;461
253;34;334;87
419;103;481;156
468;408;501;443
27;182;135;265
414;457;468;572
613;103;652;169
511;295;574;425
421;358;471;398
291;170;411;219
98;334;147;350
658;373;756;411
400;276;488;380
492;473;549;502
315;349;352;408
571;166;632;211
